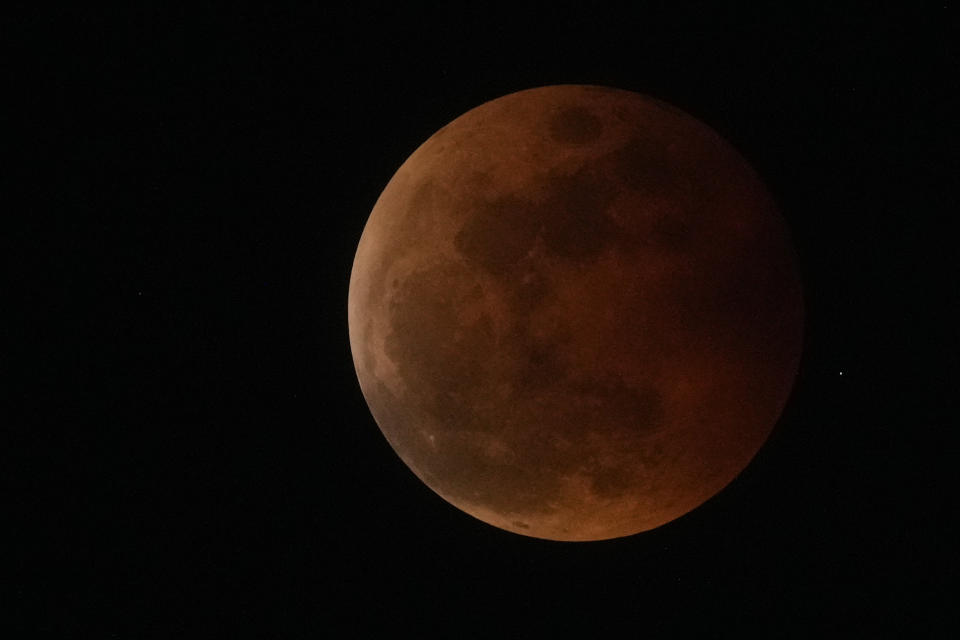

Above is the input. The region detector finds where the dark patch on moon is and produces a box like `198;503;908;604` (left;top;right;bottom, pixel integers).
608;136;679;197
454;195;541;277
588;465;633;499
384;261;494;415
509;269;551;318
537;167;619;260
514;334;572;391
454;164;621;276
573;378;664;435
549;106;603;144
651;213;692;250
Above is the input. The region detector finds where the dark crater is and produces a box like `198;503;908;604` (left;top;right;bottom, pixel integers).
607;136;678;195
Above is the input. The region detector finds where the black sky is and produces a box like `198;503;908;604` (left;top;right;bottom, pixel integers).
10;3;955;636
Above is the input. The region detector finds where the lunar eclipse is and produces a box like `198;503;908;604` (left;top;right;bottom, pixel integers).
348;85;803;541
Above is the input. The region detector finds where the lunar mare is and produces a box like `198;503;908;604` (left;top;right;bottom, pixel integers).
348;85;803;541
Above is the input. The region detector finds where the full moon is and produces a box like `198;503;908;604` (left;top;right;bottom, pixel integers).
348;85;803;541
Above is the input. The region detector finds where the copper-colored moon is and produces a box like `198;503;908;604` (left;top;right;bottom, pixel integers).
348;85;803;541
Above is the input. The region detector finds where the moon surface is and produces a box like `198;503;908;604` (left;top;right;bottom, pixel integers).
348;85;803;541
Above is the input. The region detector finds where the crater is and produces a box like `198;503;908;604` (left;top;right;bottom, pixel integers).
536;167;619;260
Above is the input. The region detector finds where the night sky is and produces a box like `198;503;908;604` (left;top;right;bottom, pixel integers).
11;3;954;636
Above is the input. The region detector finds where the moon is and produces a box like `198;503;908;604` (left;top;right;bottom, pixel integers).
348;85;803;541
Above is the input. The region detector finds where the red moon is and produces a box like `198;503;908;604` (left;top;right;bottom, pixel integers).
348;85;803;541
